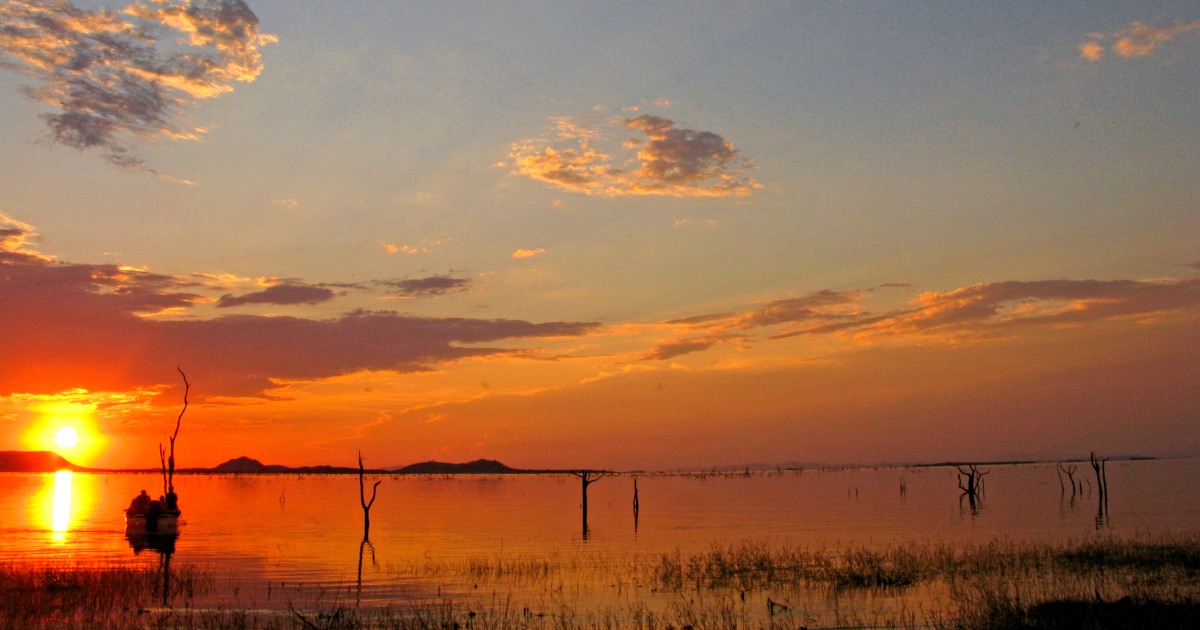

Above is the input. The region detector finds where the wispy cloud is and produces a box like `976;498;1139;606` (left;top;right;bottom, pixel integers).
656;278;1200;359
0;0;274;172
509;113;759;197
1081;20;1200;61
378;275;471;297
775;279;1200;341
641;335;742;362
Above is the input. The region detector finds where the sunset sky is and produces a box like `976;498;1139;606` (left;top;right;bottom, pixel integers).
2;1;1198;470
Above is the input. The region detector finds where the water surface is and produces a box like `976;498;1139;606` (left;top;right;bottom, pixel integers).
2;459;1197;620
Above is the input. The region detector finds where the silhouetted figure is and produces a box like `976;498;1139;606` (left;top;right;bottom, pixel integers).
127;489;151;515
146;499;162;532
164;487;178;512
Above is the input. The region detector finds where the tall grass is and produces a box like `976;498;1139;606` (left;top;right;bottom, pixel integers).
0;560;211;629
2;532;1197;628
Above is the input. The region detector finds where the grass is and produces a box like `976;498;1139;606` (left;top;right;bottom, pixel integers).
2;532;1198;628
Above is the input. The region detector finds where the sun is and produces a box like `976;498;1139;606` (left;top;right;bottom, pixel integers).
20;400;109;467
54;427;80;449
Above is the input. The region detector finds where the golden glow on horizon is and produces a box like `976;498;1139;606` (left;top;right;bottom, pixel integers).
21;401;108;466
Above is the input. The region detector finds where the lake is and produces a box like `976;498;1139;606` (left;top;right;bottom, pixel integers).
2;458;1197;625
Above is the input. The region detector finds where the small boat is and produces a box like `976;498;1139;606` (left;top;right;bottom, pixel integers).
124;490;182;536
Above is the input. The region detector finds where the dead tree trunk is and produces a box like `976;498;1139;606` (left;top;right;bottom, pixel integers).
1057;463;1078;497
159;368;189;501
359;452;381;541
1090;451;1109;519
571;470;607;539
957;464;988;510
1090;452;1108;500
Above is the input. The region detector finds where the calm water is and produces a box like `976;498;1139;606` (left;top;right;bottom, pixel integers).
2;459;1198;619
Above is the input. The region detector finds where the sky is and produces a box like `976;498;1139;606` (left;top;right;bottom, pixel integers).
1;1;1198;470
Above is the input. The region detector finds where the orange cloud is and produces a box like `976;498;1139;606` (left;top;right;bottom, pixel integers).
1079;40;1105;61
0;0;274;171
655;278;1200;360
509;113;759;197
512;248;545;259
1081;20;1200;61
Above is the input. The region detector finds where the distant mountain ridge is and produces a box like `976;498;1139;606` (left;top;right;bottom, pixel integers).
0;451;86;472
205;456;524;475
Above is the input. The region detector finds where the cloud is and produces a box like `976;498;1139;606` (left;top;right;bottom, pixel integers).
217;282;336;307
0;217;599;398
512;248;545;259
775;279;1200;341
1080;20;1200;61
509;113;759;197
1079;40;1105;61
661;278;1200;358
378;275;471;297
736;290;866;329
641;335;741;361
0;213;43;257
0;0;274;171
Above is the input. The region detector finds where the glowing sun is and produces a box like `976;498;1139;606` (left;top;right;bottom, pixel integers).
54;427;79;449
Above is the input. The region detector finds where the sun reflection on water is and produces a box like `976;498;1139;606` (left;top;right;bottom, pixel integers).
51;470;72;542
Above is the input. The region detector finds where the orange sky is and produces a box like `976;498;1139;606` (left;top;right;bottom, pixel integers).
2;3;1199;469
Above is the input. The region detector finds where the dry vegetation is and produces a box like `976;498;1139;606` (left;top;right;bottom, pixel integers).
2;532;1197;629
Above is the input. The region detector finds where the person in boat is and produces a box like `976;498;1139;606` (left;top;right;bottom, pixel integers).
127;489;151;516
146;498;161;531
164;486;179;512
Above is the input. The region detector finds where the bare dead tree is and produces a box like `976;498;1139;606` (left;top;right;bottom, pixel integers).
1057;463;1078;497
359;451;381;541
160;368;189;501
957;464;989;511
572;470;607;538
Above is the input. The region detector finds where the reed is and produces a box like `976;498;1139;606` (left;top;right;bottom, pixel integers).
1;532;1196;628
0;560;211;629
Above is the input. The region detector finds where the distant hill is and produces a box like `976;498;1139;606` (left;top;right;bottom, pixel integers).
391;459;521;474
0;451;85;472
207;456;363;474
201;456;523;475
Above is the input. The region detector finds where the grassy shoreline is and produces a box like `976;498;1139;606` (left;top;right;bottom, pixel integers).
3;532;1197;628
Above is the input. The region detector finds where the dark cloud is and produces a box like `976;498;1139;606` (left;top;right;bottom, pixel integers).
217;283;336;307
378;275;471;297
0;217;599;398
620;115;757;196
0;0;274;171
